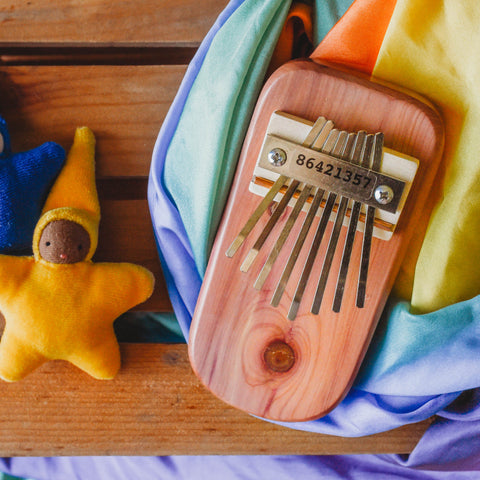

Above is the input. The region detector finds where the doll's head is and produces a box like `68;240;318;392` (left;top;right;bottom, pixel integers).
33;207;98;264
38;219;91;264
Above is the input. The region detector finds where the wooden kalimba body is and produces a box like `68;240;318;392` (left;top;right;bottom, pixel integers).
189;60;444;422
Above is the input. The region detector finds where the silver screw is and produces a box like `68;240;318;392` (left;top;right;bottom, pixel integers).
268;148;287;167
374;185;394;205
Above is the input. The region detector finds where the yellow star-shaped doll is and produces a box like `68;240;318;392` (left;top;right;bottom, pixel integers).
0;127;154;381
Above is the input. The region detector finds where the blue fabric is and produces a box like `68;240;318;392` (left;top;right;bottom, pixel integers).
0;117;65;254
357;298;480;396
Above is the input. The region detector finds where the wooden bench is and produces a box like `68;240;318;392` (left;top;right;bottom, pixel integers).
0;0;430;456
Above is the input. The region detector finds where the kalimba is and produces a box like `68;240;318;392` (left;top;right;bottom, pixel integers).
189;60;444;422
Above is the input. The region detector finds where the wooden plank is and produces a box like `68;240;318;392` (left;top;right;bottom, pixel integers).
0;343;431;456
0;65;186;176
97;198;171;312
0;0;226;45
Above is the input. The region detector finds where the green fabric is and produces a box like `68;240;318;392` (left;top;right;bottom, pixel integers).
313;0;354;44
164;0;292;275
115;312;183;343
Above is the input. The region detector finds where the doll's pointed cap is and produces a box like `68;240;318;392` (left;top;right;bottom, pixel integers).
33;127;100;261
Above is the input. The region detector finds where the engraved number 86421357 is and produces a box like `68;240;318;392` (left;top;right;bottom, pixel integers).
296;154;371;189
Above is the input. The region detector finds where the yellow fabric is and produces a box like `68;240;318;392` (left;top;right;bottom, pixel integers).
373;1;480;312
0;128;154;381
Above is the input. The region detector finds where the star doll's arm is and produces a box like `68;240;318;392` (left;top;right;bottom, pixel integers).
0;256;32;298
98;263;155;314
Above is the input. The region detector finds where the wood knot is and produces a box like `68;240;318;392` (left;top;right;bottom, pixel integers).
264;340;295;373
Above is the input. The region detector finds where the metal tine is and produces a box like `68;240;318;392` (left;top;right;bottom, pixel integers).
271;186;323;306
332;132;372;312
240;178;300;272
287;130;353;321
255;119;335;290
254;183;313;289
311;131;363;315
270;121;336;304
226;174;288;258
239;116;330;272
357;132;384;307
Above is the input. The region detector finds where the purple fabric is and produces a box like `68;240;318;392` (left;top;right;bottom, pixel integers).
269;389;460;437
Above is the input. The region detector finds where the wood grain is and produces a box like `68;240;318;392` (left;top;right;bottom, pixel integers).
189;61;444;422
0;343;431;456
0;0;226;45
0;65;186;176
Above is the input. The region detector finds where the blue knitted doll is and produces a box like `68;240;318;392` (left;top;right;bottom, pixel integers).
0;116;65;254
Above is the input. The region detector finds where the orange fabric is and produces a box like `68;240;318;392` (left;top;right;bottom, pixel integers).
310;0;397;74
268;2;313;75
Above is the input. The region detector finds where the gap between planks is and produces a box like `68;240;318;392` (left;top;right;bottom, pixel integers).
0;45;198;66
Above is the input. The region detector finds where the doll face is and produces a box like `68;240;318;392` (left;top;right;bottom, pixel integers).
39;219;91;264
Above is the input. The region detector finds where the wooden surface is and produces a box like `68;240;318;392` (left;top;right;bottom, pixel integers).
0;343;432;456
0;65;186;177
0;0;433;456
0;0;226;45
189;61;444;422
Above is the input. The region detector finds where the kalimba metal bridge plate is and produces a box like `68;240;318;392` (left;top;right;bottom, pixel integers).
226;111;418;317
258;134;405;214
